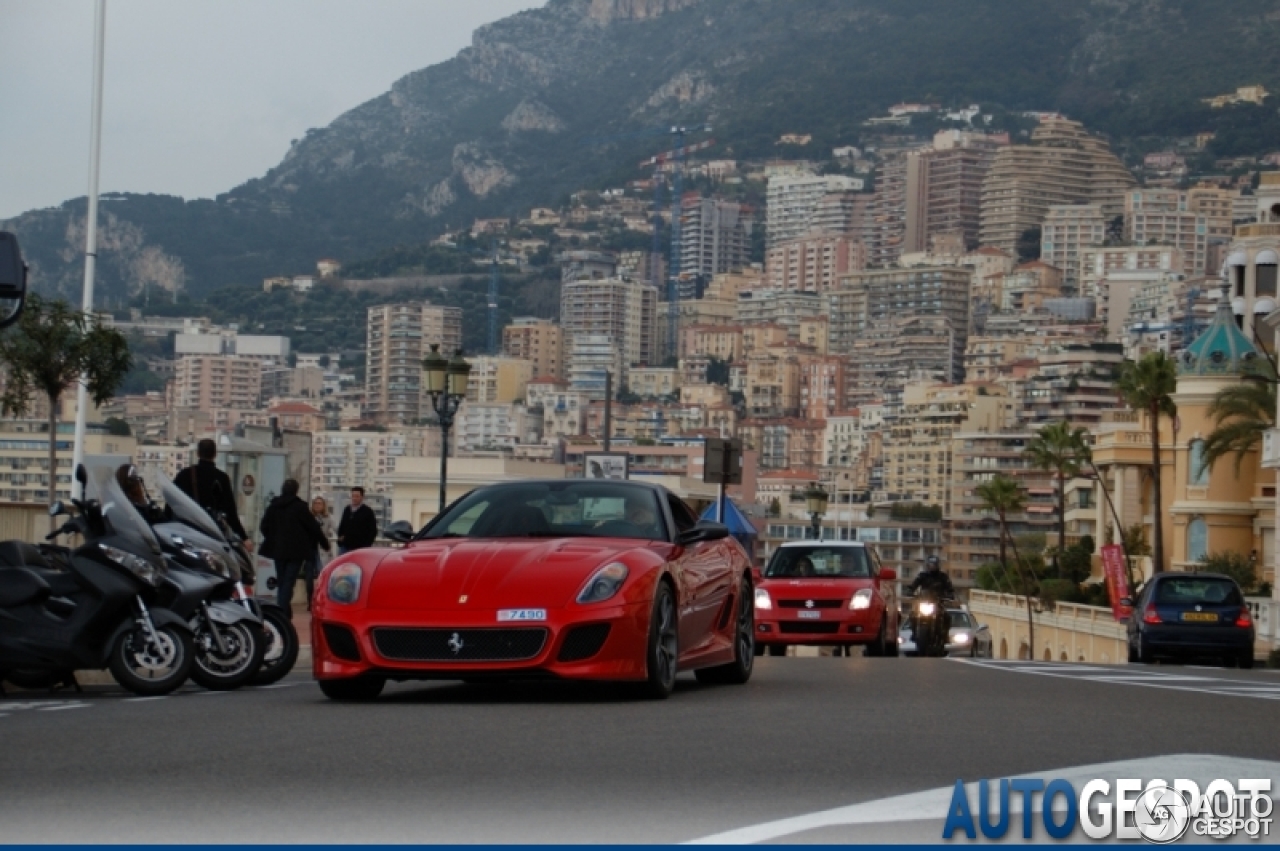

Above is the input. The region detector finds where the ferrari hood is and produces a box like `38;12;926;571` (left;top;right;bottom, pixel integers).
366;538;652;610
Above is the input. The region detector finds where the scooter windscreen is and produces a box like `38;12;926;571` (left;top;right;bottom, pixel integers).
160;480;227;543
88;466;166;571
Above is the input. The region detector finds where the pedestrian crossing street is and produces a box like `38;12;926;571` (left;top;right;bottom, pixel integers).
958;658;1280;700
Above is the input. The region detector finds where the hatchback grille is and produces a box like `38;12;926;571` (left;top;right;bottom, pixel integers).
778;599;844;609
779;621;841;634
372;627;547;662
557;624;611;663
322;624;361;662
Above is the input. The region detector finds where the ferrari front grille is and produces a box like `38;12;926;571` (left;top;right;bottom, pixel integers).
557;623;611;663
778;621;841;634
372;627;548;662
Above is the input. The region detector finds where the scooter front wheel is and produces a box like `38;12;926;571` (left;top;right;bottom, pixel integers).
250;606;299;686
109;623;194;696
191;621;265;691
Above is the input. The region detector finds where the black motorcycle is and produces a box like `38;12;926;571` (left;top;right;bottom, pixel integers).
905;591;953;658
0;466;194;696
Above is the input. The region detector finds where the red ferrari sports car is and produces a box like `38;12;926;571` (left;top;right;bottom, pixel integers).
753;540;899;657
312;479;755;699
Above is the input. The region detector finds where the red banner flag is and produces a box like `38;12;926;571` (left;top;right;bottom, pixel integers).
1100;544;1133;622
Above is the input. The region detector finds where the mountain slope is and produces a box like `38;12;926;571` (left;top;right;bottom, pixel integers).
7;0;1280;302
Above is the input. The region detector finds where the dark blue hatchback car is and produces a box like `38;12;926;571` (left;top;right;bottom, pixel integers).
1124;572;1255;668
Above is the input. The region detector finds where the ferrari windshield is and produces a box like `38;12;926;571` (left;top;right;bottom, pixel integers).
765;545;870;578
419;480;668;542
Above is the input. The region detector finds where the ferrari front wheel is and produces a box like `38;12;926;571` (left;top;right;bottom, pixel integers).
639;581;678;699
695;580;754;686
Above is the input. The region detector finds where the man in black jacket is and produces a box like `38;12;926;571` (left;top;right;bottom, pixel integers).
173;439;250;546
337;486;378;553
260;479;330;614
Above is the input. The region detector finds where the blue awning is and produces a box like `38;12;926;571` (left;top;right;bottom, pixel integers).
700;496;757;538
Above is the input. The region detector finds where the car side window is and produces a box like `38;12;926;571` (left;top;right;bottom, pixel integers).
666;494;698;535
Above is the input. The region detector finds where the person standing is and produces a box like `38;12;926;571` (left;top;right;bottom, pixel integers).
304;496;335;611
173;438;250;549
259;479;330;616
337;486;378;554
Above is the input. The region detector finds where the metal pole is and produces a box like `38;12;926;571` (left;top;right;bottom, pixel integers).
603;370;612;452
716;481;725;523
72;0;107;495
437;397;450;514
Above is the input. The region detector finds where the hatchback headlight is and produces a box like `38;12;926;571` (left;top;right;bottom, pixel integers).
952;631;971;645
328;564;362;605
578;562;628;604
850;589;873;610
754;588;773;610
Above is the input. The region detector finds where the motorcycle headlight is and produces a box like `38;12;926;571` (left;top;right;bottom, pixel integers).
754;588;773;610
577;562;628;604
952;631;971;644
99;544;163;588
918;601;936;616
327;564;362;605
850;589;873;610
184;547;231;579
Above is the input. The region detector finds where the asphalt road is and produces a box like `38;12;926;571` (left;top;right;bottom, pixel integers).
2;657;1278;843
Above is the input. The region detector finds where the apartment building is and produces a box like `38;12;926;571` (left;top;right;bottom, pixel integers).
1013;341;1124;426
903;130;1007;254
764;233;863;293
867;155;908;267
559;277;657;388
171;354;262;410
456;402;541;452
1125;188;1234;277
311;429;419;498
465;356;533;404
0;424;136;503
979;117;1135;254
502;317;564;380
566;334;624;401
766;173;864;248
1040;204;1107;292
735;288;825;333
799;356;845;421
683;324;744;362
628;367;681;399
994;262;1064;313
679;197;752;278
743;351;802;418
1077;245;1185;300
365;302;463;425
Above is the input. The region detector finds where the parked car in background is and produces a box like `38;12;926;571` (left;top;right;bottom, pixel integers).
754;541;899;657
1124;572;1255;668
898;606;992;657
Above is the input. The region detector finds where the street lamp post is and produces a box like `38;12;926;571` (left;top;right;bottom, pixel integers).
804;482;828;541
422;344;471;514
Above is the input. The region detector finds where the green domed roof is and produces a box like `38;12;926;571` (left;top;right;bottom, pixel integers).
1178;295;1267;377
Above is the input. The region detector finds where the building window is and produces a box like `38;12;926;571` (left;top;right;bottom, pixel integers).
1187;517;1208;562
1188;439;1209;487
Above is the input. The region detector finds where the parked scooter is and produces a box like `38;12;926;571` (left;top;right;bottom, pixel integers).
0;466;194;696
156;479;297;686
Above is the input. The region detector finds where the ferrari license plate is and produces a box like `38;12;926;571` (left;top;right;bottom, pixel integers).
797;610;822;620
1180;612;1218;623
497;609;547;621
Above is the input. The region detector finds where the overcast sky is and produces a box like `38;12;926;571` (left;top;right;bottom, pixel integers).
0;0;541;220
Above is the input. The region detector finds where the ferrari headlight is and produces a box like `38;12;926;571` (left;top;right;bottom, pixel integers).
754;588;772;610
918;601;937;616
850;589;873;610
327;564;362;605
952;631;971;645
99;544;163;587
578;562;628;604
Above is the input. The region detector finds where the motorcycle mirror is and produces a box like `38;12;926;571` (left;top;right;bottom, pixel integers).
75;464;88;486
48;500;65;517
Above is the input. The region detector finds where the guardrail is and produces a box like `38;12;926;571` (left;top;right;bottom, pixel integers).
969;589;1128;664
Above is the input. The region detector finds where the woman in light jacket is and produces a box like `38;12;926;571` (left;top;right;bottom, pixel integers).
305;496;335;611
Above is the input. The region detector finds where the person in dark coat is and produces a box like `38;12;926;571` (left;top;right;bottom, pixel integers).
337;486;378;553
260;479;330;615
173;439;250;546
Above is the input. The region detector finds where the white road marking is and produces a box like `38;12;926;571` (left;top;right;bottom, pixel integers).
190;690;230;695
123;696;168;702
0;713;8;718
257;683;298;689
38;703;89;711
958;659;1280;700
686;755;1280;844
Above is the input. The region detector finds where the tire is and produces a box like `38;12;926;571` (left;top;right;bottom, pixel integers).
694;580;754;685
318;676;385;701
251;607;299;686
109;623;194;696
767;644;787;657
190;620;265;691
863;616;887;657
1239;651;1255;670
1137;632;1155;665
639;580;678;699
1128;638;1139;664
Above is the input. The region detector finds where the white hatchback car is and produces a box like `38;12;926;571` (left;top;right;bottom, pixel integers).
898;606;992;657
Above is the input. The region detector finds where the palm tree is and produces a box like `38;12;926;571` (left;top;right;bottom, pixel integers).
1202;380;1276;474
976;474;1035;658
1115;352;1177;575
1025;420;1091;576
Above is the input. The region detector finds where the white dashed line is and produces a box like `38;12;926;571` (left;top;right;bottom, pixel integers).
124;696;168;702
38;703;90;712
960;659;1280;700
257;683;298;690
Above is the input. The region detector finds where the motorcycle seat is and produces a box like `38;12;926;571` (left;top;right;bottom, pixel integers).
0;567;51;608
0;541;51;569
